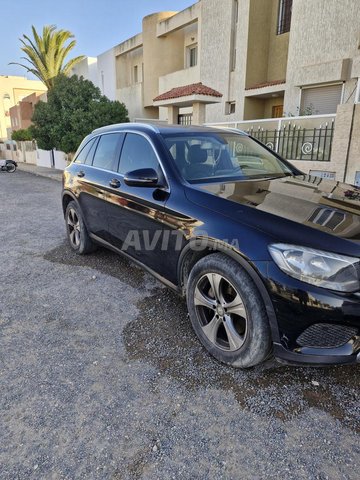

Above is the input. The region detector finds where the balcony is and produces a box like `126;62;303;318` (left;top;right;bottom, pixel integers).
158;65;200;97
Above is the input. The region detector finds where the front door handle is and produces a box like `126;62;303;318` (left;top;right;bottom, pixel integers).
109;178;121;189
77;170;85;178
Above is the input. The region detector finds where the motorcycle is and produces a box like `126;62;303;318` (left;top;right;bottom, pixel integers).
0;159;17;173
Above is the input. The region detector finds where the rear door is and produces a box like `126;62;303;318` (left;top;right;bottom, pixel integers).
106;132;170;275
75;133;124;240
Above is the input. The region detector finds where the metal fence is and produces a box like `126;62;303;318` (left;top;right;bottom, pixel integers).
248;121;335;161
205;114;336;162
178;113;193;126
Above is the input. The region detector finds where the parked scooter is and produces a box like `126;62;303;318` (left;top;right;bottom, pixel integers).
0;159;17;173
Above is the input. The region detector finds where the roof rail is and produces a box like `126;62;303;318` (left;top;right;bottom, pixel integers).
92;122;160;134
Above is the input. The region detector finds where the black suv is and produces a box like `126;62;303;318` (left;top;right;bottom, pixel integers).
62;123;360;368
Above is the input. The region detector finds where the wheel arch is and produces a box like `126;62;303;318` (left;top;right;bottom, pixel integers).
62;190;79;216
177;238;280;343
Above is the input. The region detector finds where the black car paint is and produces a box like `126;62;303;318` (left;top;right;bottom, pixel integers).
62;123;360;366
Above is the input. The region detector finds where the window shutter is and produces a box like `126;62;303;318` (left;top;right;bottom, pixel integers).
301;84;342;115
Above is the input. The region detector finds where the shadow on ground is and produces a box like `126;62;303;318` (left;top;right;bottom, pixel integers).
44;242;146;289
124;288;360;432
44;241;360;433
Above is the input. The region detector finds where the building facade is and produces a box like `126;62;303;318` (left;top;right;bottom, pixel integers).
72;0;360;123
0;76;46;140
70;0;360;184
9;91;47;132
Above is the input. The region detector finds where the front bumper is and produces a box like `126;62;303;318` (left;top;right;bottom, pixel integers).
259;262;360;366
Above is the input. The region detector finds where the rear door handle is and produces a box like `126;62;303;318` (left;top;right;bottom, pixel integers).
109;178;121;189
77;171;85;178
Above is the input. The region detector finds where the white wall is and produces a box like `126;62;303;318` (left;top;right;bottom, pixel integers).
71;57;98;87
97;48;117;100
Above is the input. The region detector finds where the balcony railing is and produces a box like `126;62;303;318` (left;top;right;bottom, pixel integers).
205;114;336;161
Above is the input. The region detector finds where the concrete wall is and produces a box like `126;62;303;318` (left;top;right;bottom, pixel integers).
200;0;236;122
142;12;186;107
71;57;98;86
158;65;200;94
97;48;116;100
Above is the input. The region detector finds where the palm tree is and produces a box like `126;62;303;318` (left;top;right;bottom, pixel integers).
11;25;85;89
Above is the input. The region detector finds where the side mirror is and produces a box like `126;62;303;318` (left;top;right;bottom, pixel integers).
124;168;161;187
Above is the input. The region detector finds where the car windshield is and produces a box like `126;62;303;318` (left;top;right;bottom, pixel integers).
162;131;294;183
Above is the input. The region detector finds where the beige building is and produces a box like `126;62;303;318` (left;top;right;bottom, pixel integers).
72;0;360;183
75;0;358;124
9;91;47;132
0;76;46;140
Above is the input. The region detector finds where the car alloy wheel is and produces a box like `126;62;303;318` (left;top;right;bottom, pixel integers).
187;253;272;367
67;207;81;248
194;273;247;352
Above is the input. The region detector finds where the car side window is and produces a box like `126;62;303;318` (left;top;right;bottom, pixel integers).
118;133;159;175
74;138;96;164
84;137;99;165
92;133;124;171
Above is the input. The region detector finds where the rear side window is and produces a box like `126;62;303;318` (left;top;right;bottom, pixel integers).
84;138;99;165
74;138;96;164
92;133;124;171
119;133;159;174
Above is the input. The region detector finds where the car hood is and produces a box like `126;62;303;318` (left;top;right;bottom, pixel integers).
187;174;360;242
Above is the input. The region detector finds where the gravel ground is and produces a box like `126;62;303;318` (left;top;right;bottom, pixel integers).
0;171;359;480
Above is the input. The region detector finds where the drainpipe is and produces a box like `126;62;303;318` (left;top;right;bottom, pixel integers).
343;104;355;183
50;148;55;168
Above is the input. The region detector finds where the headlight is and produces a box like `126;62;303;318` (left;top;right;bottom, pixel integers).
268;244;360;292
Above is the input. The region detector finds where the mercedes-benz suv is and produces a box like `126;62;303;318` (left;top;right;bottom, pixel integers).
62;123;360;368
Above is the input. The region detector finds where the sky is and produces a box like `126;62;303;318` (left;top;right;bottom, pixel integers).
0;0;195;78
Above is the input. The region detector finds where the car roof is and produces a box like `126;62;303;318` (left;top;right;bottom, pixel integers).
91;122;247;136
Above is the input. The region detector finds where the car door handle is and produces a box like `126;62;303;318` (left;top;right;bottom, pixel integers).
77;171;85;178
109;178;121;188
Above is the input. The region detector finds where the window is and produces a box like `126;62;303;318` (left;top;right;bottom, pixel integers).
187;45;198;68
226;102;236;115
230;0;238;71
162;132;292;182
119;133;159;175
133;65;138;84
74;138;97;164
92;133;123;171
84;138;99;165
277;0;292;35
300;84;342;115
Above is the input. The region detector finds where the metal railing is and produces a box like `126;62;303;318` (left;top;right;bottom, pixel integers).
178;113;193;125
205;114;336;161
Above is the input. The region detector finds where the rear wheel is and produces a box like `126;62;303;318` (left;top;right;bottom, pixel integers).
6;162;16;173
65;201;96;254
186;253;272;368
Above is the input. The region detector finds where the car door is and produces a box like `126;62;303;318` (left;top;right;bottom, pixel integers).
75;133;124;240
106;132;170;275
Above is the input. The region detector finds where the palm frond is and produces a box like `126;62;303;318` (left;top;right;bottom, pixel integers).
11;24;83;89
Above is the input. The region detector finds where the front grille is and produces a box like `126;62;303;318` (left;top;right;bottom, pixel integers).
296;323;358;349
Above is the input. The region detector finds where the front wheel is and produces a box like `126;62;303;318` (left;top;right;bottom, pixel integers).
186;253;272;368
6;162;16;173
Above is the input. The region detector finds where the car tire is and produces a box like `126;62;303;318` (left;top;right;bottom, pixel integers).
65;201;96;254
186;253;272;368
